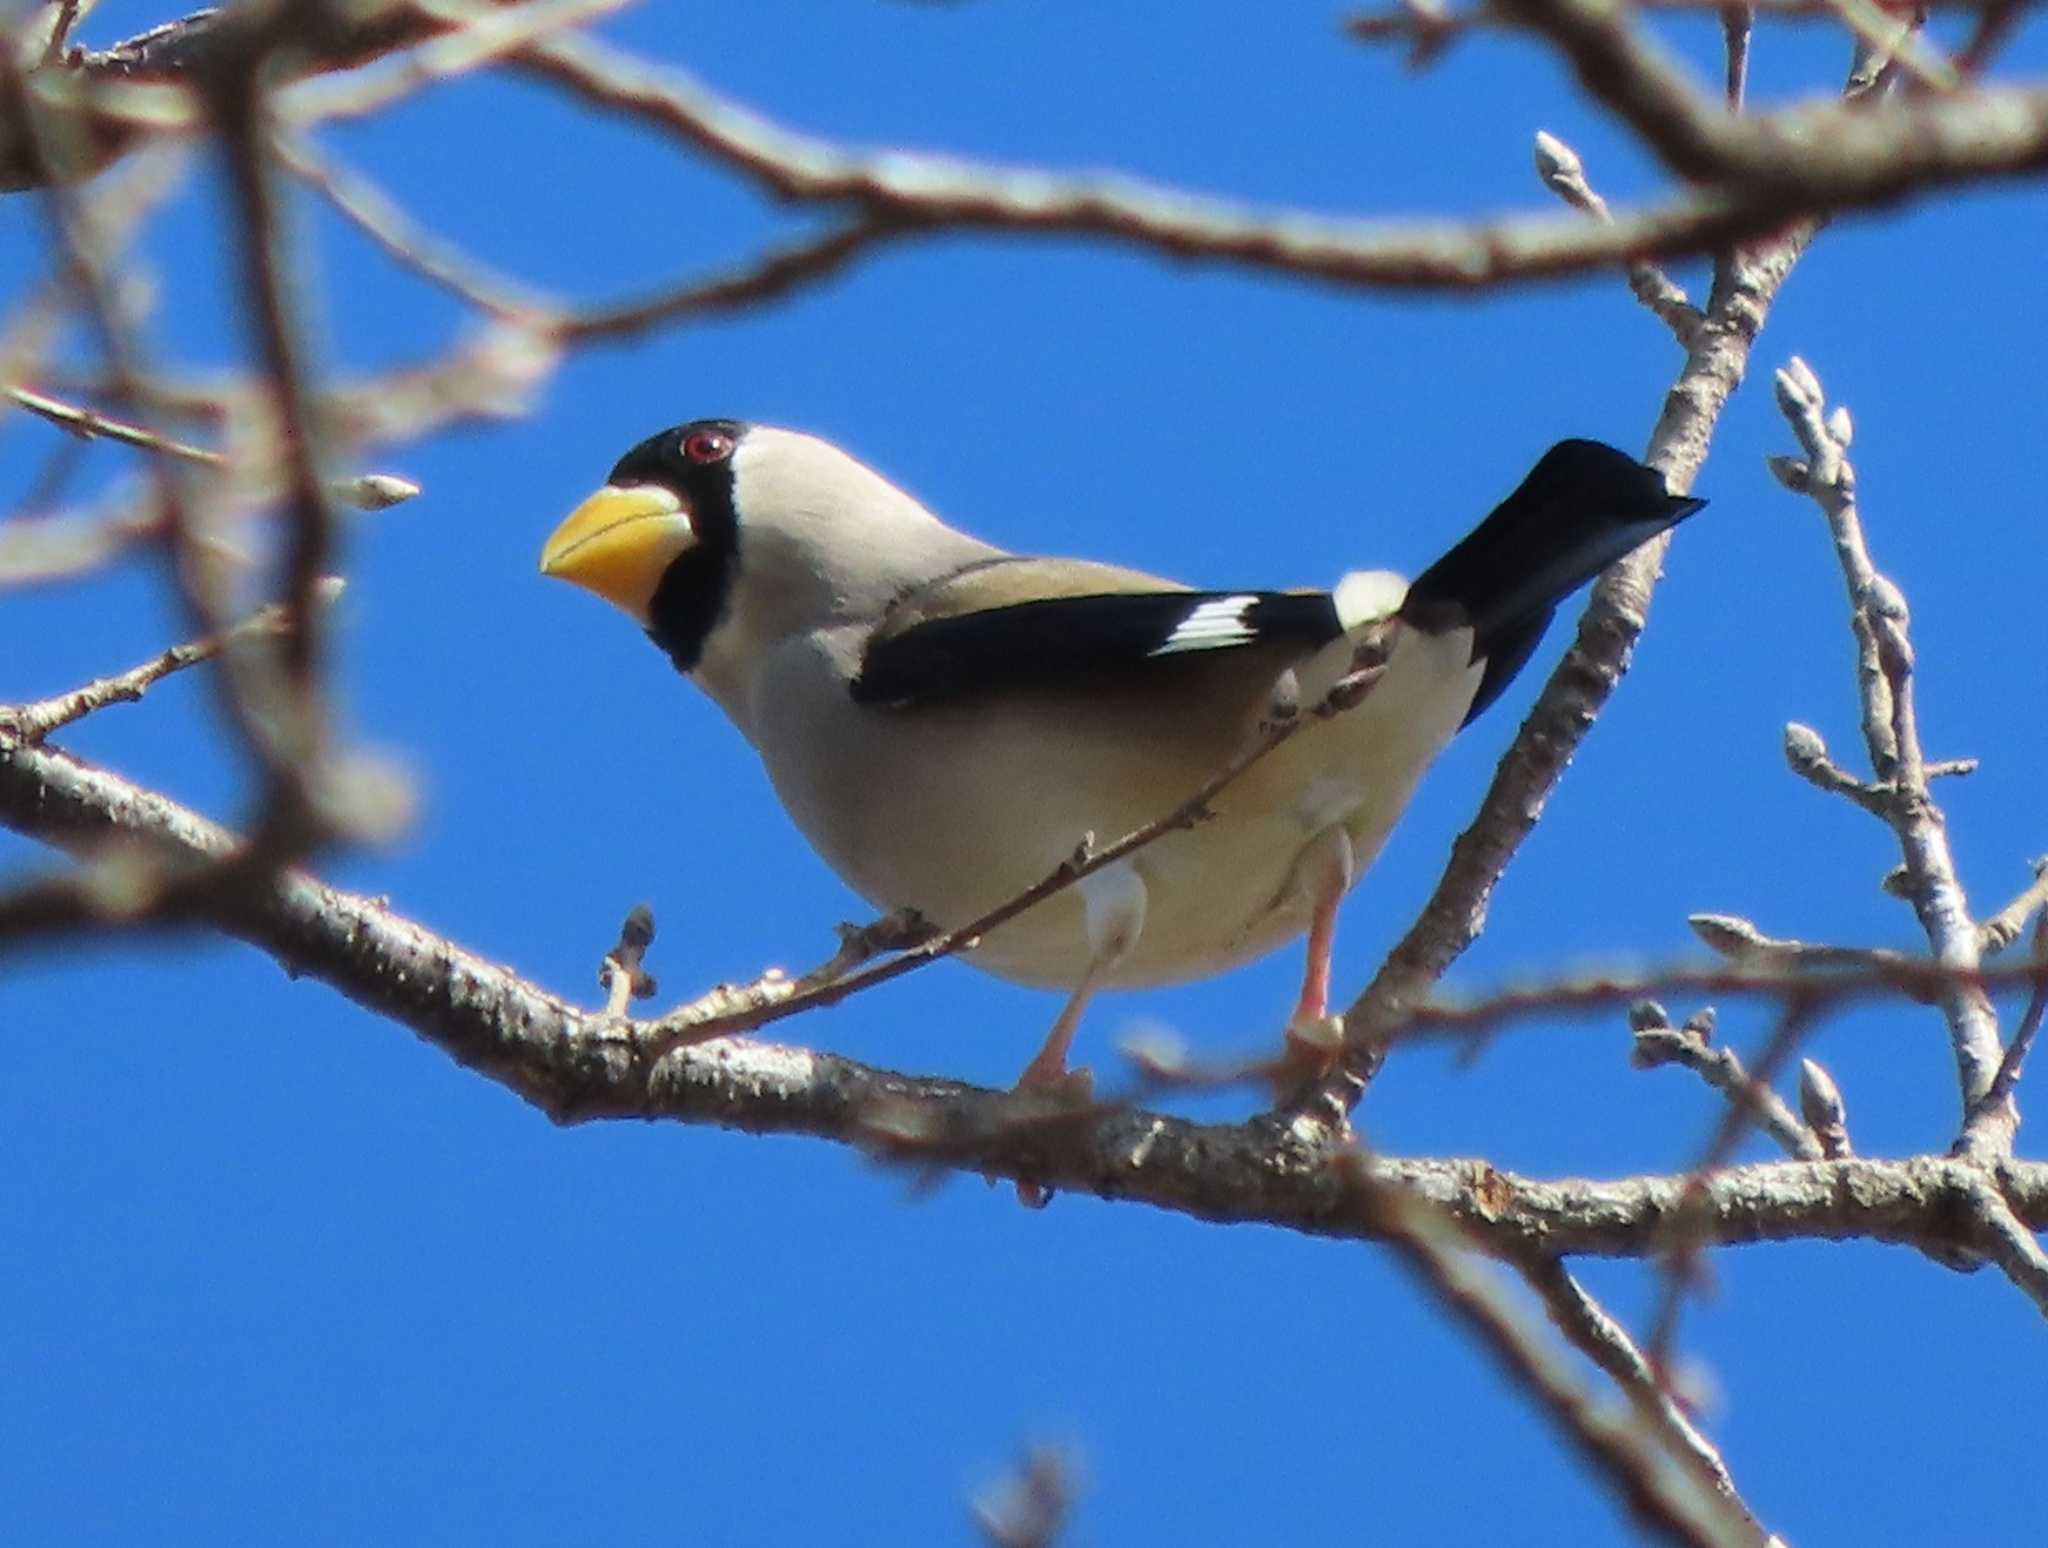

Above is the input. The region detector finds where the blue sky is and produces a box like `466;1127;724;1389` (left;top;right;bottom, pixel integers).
5;3;2047;1543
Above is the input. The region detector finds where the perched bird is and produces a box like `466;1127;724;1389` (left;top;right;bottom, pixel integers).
540;422;1701;1091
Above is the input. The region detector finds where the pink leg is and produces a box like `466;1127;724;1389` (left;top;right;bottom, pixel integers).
1290;880;1345;1028
1012;924;1119;1205
1287;827;1355;1033
1278;827;1356;1092
1013;862;1146;1098
1014;967;1104;1099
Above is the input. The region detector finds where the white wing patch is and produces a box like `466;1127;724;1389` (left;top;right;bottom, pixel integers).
1149;594;1259;656
1332;569;1408;631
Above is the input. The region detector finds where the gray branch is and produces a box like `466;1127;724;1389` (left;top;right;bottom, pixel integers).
3;732;2046;1277
10;1;2047;294
1769;358;2019;1159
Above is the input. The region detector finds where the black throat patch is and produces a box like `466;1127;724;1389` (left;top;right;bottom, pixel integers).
608;419;746;675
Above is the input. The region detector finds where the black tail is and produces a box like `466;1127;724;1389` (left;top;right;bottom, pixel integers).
1402;439;1703;725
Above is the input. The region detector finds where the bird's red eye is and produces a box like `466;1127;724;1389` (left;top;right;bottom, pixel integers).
682;429;734;465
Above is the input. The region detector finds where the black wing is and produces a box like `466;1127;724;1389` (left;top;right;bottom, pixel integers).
851;589;1342;708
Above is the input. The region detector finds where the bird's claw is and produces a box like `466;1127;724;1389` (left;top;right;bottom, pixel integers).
1272;1013;1344;1101
1012;1062;1096;1105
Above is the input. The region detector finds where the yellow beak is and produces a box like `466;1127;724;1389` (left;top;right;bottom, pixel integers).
539;483;694;619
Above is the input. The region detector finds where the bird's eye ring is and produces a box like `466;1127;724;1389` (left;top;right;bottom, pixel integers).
682;429;734;465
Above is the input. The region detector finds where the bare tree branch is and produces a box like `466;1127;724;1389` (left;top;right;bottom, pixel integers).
1779;718;1891;815
1354;0;1963;91
1350;1169;1774;1547
0;33;277;781
1768;358;2019;1158
1295;222;1814;1130
4;382;420;509
204;12;342;813
11;0;2046;307
5;2;2045;1538
547;217;903;345
1629;1003;1825;1160
1974;917;2048;1125
3;731;2047;1288
0;589;334;742
1957;1173;2048;1316
629;643;1396;1069
0;0;583;190
496;14;2048;288
1532;129;1702;342
273;128;551;321
1981;860;2048;956
1518;1255;1758;1535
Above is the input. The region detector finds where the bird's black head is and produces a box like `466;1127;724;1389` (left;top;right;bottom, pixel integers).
607;418;748;504
609;418;748;674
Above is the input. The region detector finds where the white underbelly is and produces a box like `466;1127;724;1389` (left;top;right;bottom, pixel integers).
745;624;1481;990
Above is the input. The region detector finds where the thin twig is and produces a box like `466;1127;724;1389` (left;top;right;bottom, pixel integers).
19;1;98;71
1694;995;1827;1211
9;380;225;461
1779;720;1889;815
1;148;196;457
1646;996;1825;1378
1349;0;2029;30
208;23;340;786
1532;130;1702;343
1629;1004;1824;1160
1721;5;1752;106
502;6;2048;288
18;0;2048;291
12;726;2048;1279
1771;358;2015;1158
1353;0;1958;90
1520;1256;1750;1513
2;43;286;789
0;0;635;191
1980;859;2048;955
278;115;897;343
631;653;1396;1065
274;130;552;321
1302;220;1815;1130
1967;1180;2048;1317
1346;1160;1773;1547
5;382;421;509
1972;914;2048;1121
1687;911;1920;979
8;421;89;514
596;903;658;1017
627;909;2048;1071
0;590;337;744
0;485;175;588
1834;0;1954;95
1952;0;2024;77
549;218;903;344
281;0;638;129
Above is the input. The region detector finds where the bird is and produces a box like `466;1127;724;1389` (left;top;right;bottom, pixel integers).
540;421;1702;1093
